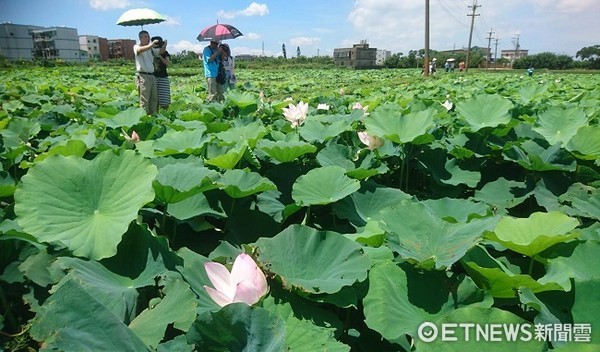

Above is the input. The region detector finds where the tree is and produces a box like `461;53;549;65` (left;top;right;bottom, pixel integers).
576;45;600;69
513;52;574;70
297;46;301;58
282;44;287;59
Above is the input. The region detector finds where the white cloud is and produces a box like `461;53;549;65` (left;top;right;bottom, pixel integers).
218;2;269;19
244;32;262;40
170;40;204;55
89;0;130;11
162;15;181;27
290;36;321;48
232;46;272;57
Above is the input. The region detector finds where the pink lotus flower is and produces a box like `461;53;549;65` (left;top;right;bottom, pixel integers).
352;102;369;116
204;253;269;307
358;131;384;150
131;130;140;143
282;101;309;128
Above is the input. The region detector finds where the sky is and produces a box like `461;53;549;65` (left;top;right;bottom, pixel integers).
1;0;599;58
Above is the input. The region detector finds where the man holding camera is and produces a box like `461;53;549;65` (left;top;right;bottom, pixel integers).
134;30;165;115
202;39;224;102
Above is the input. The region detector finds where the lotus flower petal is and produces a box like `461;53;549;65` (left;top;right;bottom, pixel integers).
204;262;235;299
204;285;233;307
233;279;263;305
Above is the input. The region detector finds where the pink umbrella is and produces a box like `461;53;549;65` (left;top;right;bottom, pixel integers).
196;23;243;42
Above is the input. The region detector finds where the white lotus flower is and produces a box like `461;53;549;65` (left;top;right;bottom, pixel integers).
442;99;453;111
283;101;309;128
317;103;330;111
204;253;269;307
358;131;384;150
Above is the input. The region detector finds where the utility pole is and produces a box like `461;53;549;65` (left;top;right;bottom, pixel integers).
465;0;480;72
512;34;520;65
485;28;494;70
493;37;499;71
424;0;430;76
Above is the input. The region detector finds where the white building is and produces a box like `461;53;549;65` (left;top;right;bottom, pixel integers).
376;49;391;66
0;23;87;62
0;23;42;60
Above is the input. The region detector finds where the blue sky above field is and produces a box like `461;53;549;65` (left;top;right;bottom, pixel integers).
1;0;598;57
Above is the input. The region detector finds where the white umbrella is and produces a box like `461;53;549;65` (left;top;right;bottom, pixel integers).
116;8;165;27
446;58;456;62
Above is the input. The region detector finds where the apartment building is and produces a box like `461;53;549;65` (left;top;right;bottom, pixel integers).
79;34;109;60
333;42;377;69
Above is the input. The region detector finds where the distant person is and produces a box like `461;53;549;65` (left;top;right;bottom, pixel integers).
444;61;450;72
430;57;437;74
527;66;534;77
202;39;224;102
219;43;236;90
134;30;163;115
151;36;171;111
459;61;465;72
449;60;456;72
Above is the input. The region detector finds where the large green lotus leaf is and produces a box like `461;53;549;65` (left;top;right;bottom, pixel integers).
316;144;356;171
29;278;149;351
456;94;514;131
485;211;580;257
205;144;247;169
219;169;277;198
0;171;16;197
262;296;350;352
17;248;65;287
129;273;197;349
504;140;577;172
379;201;497;270
99;107;146;129
51;257;140;322
442;158;481;187
558;183;600;221
153;163;220;203
533;106;588;145
539;241;600;290
421;198;490;223
566;126;600;160
226;90;259;114
215;120;267;148
518;287;562;328
461;246;563;298
167;192;226;220
363;261;492;343
365;107;434;144
299;119;351;143
568;279;600;349
334;184;412;226
187;303;287;351
14;150;158;260
473;177;533;209
258;140;317;163
292;166;360;206
0;117;41;148
415;306;546;351
255;225;370;294
33;139;88;163
153;129;211;156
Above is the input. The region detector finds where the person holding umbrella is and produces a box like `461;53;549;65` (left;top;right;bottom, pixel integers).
134;30;164;114
202;40;224;102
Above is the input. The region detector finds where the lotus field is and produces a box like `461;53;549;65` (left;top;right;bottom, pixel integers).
1;66;600;351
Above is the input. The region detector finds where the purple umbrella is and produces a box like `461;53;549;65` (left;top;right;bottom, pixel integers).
196;23;243;42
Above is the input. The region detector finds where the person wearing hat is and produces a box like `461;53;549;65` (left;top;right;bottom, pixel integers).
134;30;164;114
202;39;224;102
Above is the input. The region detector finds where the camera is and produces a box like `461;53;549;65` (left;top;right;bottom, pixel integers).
151;36;164;48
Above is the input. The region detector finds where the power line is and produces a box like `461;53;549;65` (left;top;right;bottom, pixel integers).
435;0;469;27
